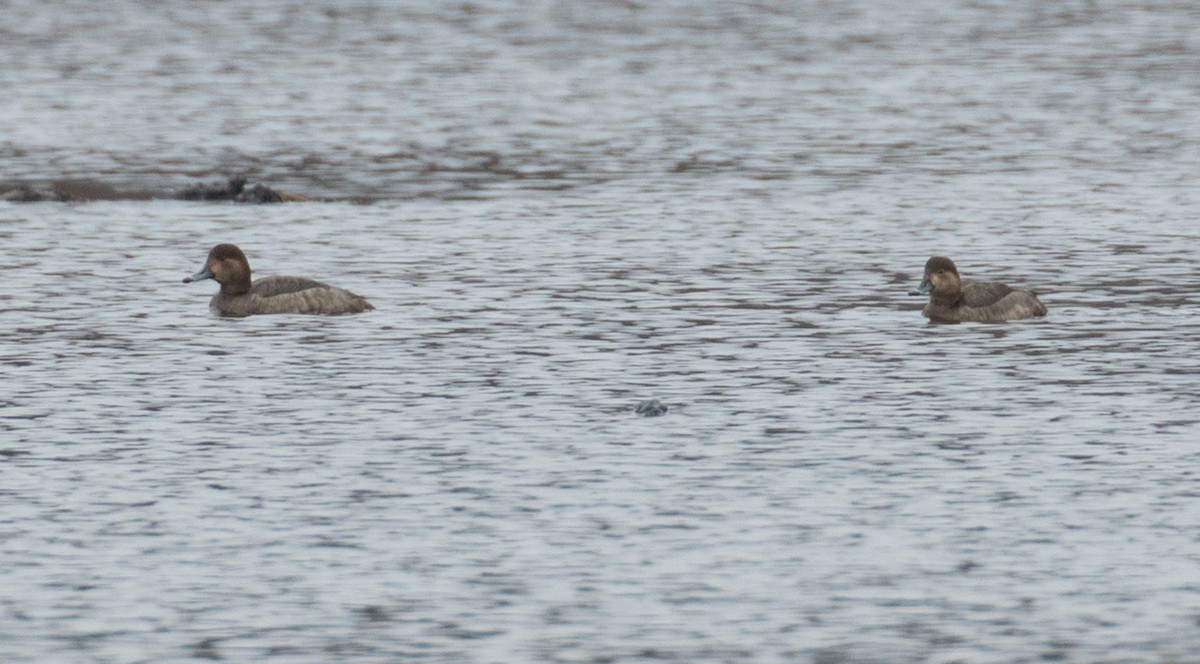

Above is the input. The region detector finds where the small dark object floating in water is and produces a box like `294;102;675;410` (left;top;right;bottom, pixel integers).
635;399;668;417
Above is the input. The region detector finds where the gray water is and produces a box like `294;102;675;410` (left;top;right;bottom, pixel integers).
4;2;1200;663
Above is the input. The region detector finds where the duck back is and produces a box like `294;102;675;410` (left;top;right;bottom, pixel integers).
924;281;1046;323
211;275;374;316
959;280;1014;308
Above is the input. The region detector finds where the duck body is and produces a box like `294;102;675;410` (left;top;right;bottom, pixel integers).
914;256;1046;323
184;243;373;316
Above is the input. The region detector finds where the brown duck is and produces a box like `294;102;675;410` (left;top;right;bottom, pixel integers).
913;256;1047;323
184;243;374;316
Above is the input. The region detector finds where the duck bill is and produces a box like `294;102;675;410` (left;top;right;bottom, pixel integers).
909;278;932;296
183;264;215;284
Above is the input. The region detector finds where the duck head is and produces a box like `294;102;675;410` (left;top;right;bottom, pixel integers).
183;243;253;296
911;256;961;300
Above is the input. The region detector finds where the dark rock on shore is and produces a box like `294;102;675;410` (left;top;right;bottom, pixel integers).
177;176;247;201
0;185;73;202
234;183;312;203
2;177;316;203
179;176;313;203
0;180;146;202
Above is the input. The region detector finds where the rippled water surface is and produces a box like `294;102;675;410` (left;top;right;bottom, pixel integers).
4;2;1200;663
